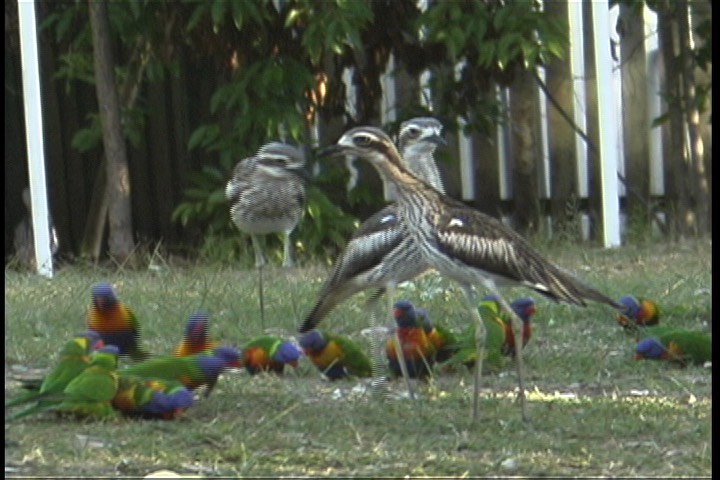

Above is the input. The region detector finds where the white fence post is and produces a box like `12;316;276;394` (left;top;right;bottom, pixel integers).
17;0;53;278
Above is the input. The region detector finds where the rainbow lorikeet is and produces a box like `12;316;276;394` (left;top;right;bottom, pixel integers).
173;310;219;357
414;306;458;363
386;300;436;379
299;330;372;380
86;282;150;361
617;295;660;329
120;346;241;397
6;330;105;408
112;375;194;420
6;345;121;422
241;336;303;375
444;298;508;374
484;295;536;358
635;328;711;366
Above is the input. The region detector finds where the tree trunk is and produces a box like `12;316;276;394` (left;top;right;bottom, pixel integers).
508;67;541;236
88;1;136;263
656;3;691;239
544;0;579;241
676;0;709;235
618;3;651;228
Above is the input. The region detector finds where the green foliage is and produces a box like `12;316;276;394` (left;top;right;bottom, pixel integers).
40;1;182;154
419;1;567;73
173;1;364;263
287;0;374;65
170;157;234;235
415;0;567;134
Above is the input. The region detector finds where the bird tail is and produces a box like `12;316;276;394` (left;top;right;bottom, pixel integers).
5;390;41;409
534;263;623;310
5;397;62;422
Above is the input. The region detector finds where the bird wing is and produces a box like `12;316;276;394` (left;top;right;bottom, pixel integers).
331;335;372;376
431;201;619;308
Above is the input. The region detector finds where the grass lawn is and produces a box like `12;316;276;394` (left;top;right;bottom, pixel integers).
4;238;712;477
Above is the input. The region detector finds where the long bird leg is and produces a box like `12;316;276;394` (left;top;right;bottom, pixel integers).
366;291;389;398
482;281;529;422
281;230;294;268
251;234;267;331
461;285;486;426
386;283;416;401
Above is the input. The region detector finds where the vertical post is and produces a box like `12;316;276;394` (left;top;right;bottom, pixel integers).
591;1;621;247
17;0;53;278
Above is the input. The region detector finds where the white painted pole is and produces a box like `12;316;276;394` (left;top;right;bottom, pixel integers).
17;0;53;277
568;1;589;199
591;1;621;248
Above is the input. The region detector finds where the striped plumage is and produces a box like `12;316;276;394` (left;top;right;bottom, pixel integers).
320;126;623;422
299;117;446;333
225;142;308;268
320;127;621;309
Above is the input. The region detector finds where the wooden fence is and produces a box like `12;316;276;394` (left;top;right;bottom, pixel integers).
4;3;709;262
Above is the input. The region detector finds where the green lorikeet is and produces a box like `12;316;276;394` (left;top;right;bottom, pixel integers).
86;282;150;361
112;375;194;420
6;346;120;421
484;295;536;357
617;295;660;329
299;330;372;380
635;329;711;366
6;330;105;409
120;346;241;397
173;310;219;357
386;300;436;379
241;336;303;375
443;298;508;374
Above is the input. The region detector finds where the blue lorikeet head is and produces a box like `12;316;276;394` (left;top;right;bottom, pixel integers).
199;348;241;380
635;337;667;360
91;282;118;311
275;341;302;366
510;297;536;323
393;300;418;328
145;388;195;416
186;311;210;338
213;346;242;368
620;295;641;320
299;330;327;352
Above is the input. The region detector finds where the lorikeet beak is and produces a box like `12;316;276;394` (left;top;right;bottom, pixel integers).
393;308;403;318
288;359;299;368
634;353;644;360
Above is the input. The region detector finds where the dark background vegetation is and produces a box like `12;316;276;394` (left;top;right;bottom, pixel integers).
4;0;712;267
